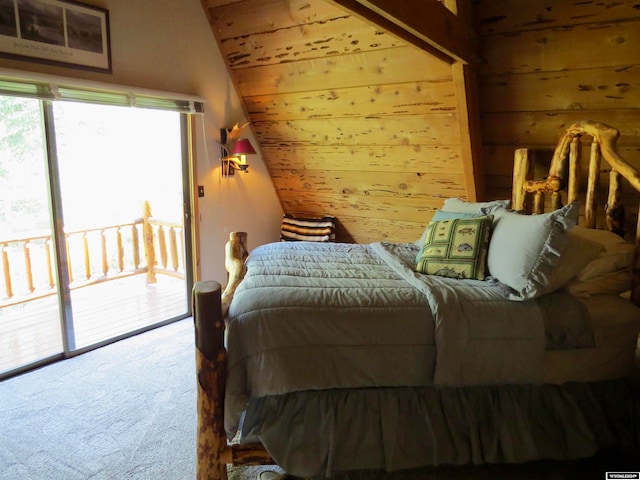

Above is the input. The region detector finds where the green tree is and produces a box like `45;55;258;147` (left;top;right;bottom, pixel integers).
0;96;50;237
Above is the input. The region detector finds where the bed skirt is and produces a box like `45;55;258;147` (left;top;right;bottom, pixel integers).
239;379;640;478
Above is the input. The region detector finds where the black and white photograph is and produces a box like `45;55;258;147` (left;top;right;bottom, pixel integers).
0;0;18;38
0;0;110;72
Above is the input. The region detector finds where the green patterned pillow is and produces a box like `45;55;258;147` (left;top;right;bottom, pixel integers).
416;215;493;280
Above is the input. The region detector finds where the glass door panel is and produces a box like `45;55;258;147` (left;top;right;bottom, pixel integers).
52;103;189;349
0;96;63;374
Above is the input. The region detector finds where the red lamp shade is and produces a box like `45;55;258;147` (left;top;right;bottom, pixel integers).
231;139;256;156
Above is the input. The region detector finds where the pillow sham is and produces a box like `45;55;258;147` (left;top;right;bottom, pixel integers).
416;215;493;280
571;226;635;281
487;202;580;300
545;231;603;291
564;269;633;298
415;210;482;259
280;214;336;242
431;210;481;222
441;197;510;214
415;198;508;250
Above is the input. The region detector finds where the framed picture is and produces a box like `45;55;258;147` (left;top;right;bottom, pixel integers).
0;0;111;72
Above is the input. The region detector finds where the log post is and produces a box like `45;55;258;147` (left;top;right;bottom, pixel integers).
158;226;168;269
102;230;110;275
193;280;228;480
606;170;625;236
23;241;34;293
632;212;640;307
584;141;601;229
170;227;179;271
116;228;124;273
132;224;140;269
512;148;529;212
221;232;249;318
533;191;545;214
66;238;73;284
567;136;580;204
82;233;90;280
45;239;54;289
2;245;12;298
142;201;157;284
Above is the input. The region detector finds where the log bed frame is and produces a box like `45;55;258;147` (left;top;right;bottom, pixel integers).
193;120;640;480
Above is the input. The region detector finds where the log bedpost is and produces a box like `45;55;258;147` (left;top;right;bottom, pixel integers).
193;257;274;479
221;232;249;318
193;280;228;480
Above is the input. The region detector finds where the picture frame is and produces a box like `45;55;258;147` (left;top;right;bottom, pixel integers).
0;0;111;73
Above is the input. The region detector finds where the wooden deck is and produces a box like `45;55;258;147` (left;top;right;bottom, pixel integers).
0;274;188;376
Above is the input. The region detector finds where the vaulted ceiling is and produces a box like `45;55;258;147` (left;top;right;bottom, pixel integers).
201;0;482;244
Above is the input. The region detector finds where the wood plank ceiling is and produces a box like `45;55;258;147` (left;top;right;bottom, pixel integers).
202;0;480;243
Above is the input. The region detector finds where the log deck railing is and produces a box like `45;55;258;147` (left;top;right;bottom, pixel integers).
1;201;185;308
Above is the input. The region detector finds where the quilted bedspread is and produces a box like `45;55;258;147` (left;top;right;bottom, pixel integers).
224;241;589;436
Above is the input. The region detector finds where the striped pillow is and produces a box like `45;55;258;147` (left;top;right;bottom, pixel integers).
280;214;336;242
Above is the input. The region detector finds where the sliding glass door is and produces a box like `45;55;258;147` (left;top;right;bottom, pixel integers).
53;102;190;349
0;96;63;373
0;95;193;378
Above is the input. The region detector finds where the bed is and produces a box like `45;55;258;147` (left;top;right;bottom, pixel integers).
193;120;640;479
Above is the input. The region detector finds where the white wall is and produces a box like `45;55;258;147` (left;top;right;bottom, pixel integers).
0;0;283;284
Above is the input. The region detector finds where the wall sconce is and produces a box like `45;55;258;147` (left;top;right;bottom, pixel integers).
221;127;256;177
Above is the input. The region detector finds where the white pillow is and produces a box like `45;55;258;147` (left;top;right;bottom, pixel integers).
487;202;580;300
441;198;510;214
571;226;635;281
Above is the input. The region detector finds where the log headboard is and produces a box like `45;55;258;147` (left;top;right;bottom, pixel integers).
511;120;640;306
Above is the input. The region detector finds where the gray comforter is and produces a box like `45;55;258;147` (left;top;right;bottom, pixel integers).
224;241;592;437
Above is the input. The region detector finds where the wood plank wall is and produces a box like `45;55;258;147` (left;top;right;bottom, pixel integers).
202;0;470;243
473;0;640;234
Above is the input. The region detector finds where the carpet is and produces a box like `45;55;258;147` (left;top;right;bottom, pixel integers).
0;319;277;480
1;318;637;480
0;319;198;480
